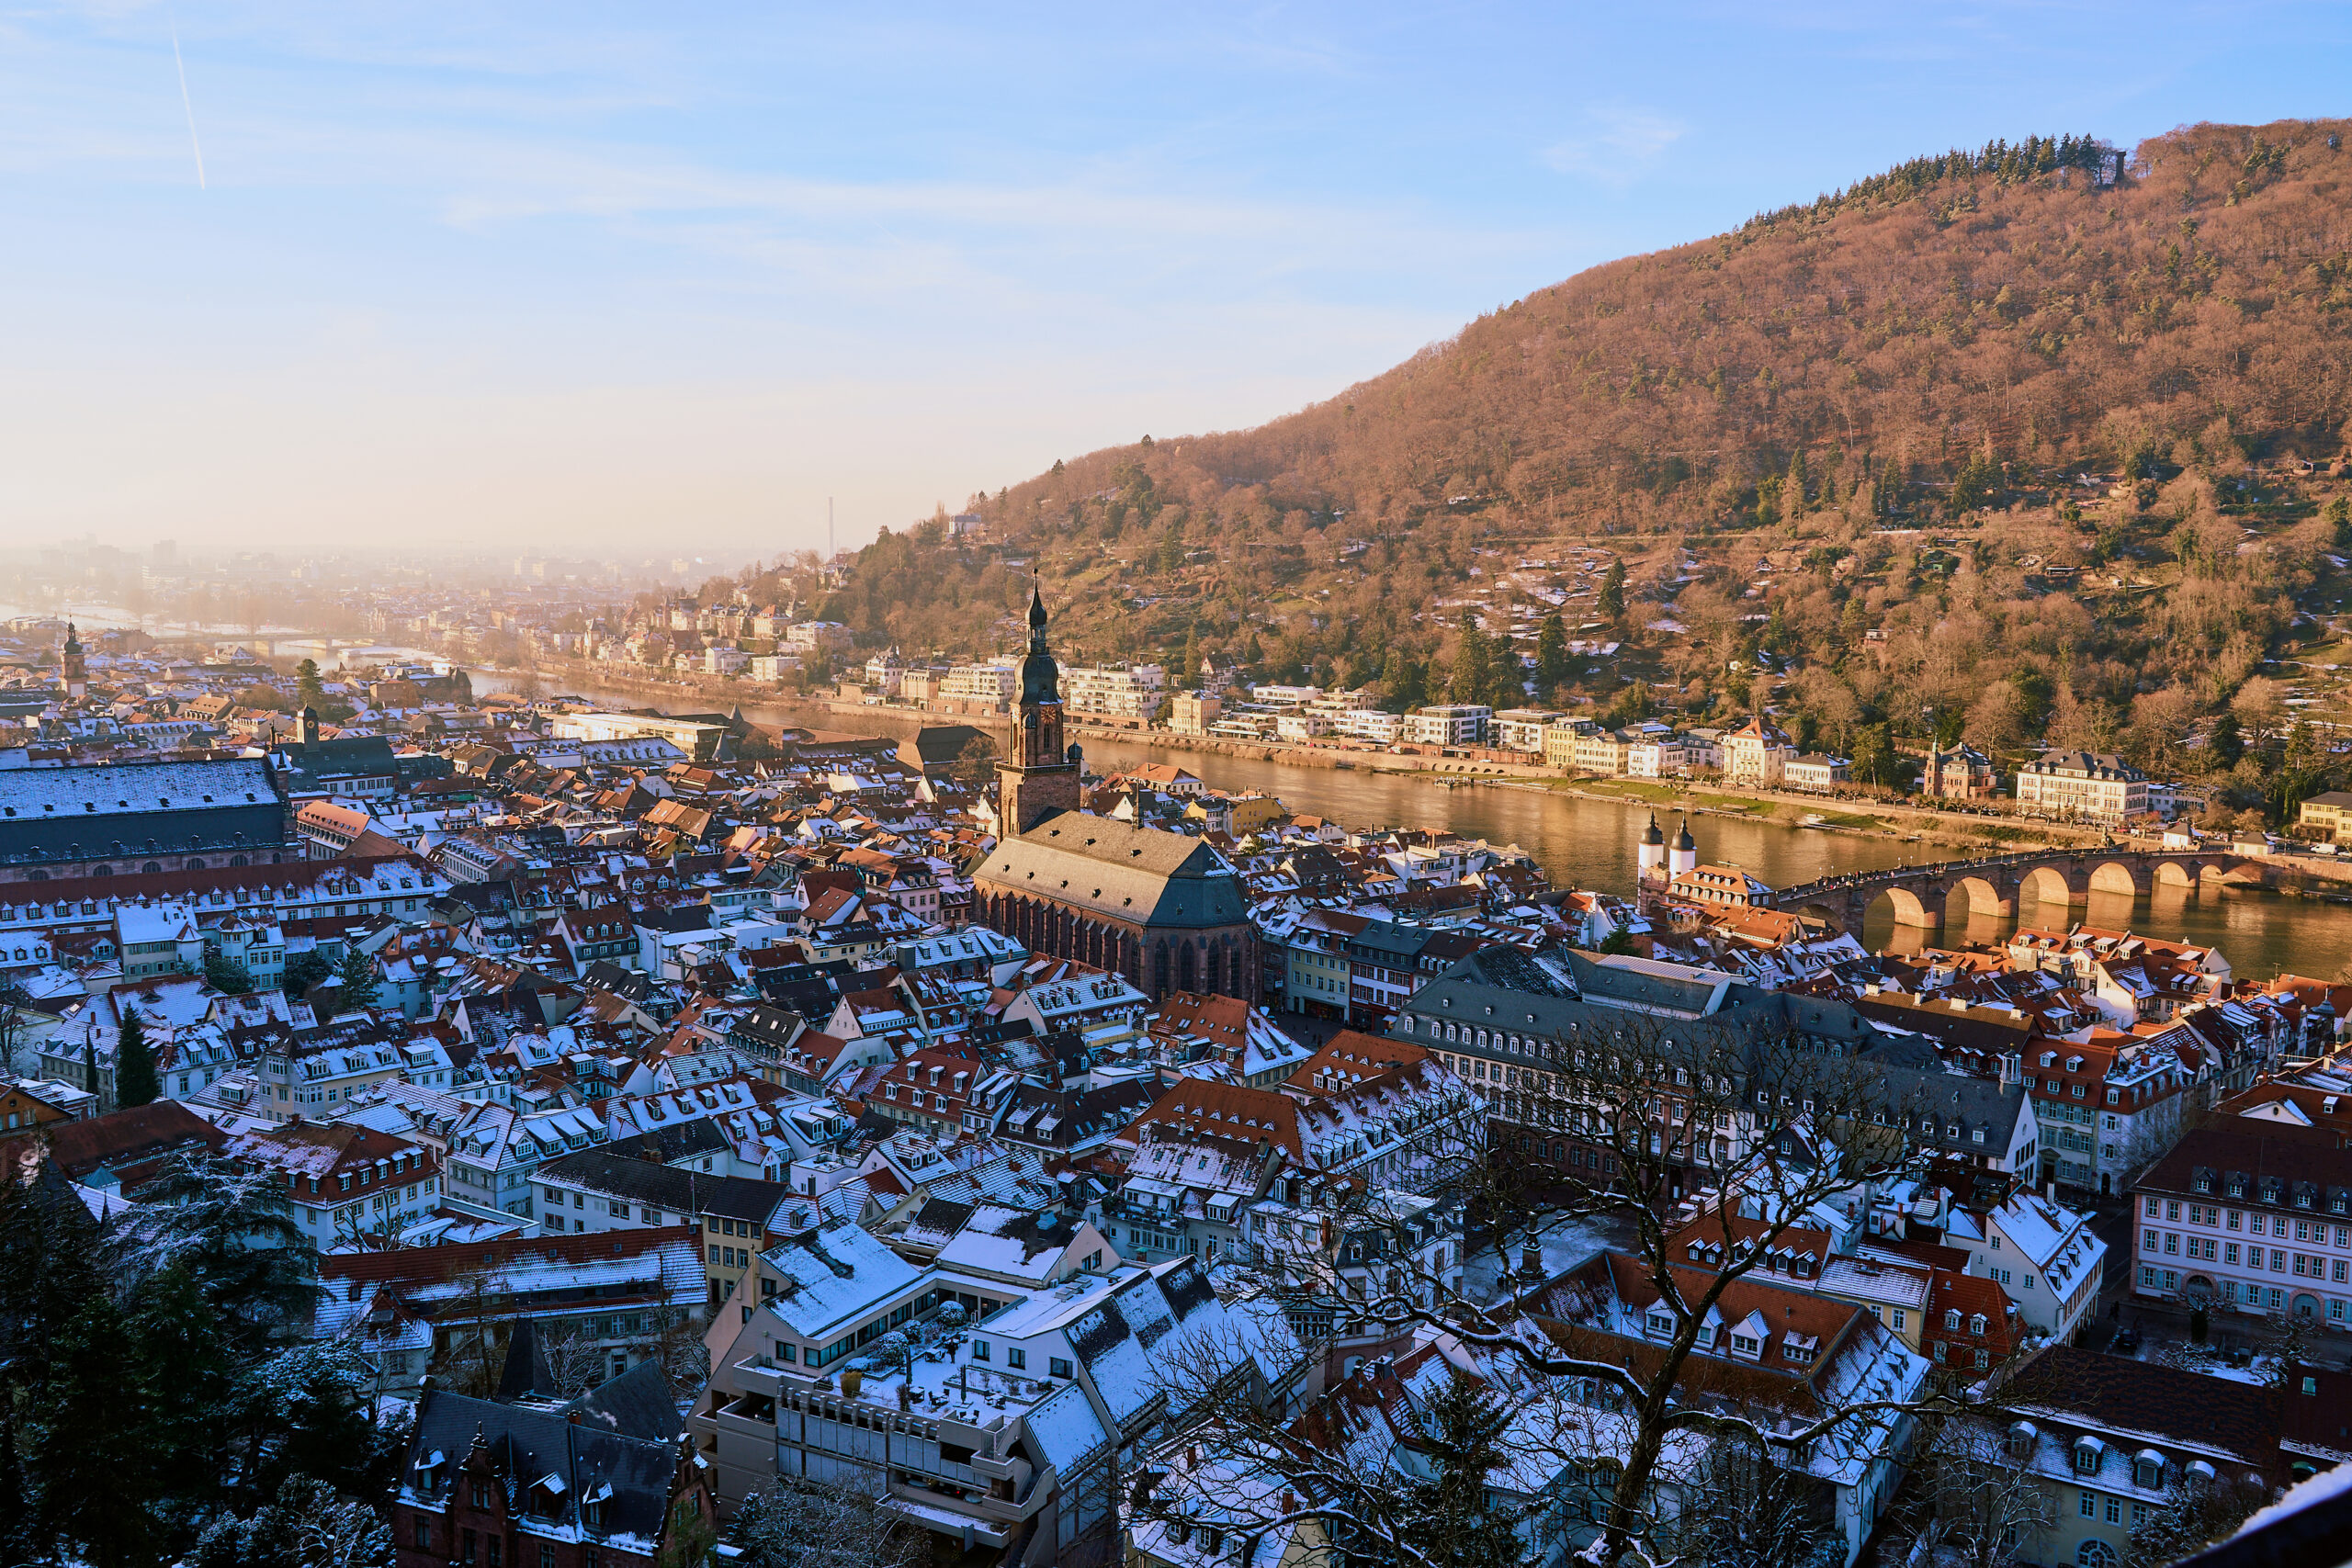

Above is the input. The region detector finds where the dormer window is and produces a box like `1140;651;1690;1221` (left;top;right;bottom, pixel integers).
2073;1438;2104;1476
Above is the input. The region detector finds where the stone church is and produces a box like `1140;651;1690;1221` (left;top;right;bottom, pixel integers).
972;589;1258;1000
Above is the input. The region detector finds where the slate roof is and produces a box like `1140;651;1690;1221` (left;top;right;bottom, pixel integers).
533;1146;790;1224
402;1383;679;1548
1396;943;1891;1067
2007;1346;2289;1472
978;816;1249;930
0;757;285;864
560;1359;680;1440
2139;1122;2352;1204
40;1100;227;1187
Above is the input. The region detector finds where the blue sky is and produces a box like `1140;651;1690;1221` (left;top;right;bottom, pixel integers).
3;3;2345;560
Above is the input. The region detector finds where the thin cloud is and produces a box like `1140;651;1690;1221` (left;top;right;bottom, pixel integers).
1542;103;1689;186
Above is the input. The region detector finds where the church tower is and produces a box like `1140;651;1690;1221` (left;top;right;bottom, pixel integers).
61;622;86;700
997;584;1082;838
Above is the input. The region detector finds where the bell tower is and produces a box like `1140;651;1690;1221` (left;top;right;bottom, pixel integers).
997;583;1082;838
61;621;86;700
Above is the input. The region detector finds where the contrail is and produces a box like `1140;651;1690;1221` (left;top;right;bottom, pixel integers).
170;21;206;188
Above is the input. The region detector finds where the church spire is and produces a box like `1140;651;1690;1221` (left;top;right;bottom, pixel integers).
999;583;1080;839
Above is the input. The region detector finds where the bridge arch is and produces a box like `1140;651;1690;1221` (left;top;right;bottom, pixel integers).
2088;860;2149;898
2018;864;2079;909
2154;859;2200;888
1945;875;2009;922
1869;886;1939;930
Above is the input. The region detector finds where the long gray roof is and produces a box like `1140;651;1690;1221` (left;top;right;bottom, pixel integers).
1392;944;1890;1062
978;815;1249;929
0;757;285;866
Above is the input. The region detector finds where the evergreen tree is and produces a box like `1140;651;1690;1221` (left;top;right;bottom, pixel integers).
1597;559;1627;623
127;1266;241;1532
334;946;380;1014
242;1343;410;1510
1181;626;1202;688
1535;613;1571;694
1785;451;1810;518
1382;651;1426;712
190;1474;393;1568
0;1147;112;1391
130;1153;317;1354
83;1034;102;1104
1396;1373;1526;1568
203;948;255;995
1449;617;1493;706
2208;711;2245;768
115;1006;159;1108
2011;669;2056;732
1950;447;2000;515
28;1292;176;1568
294;658;327;714
281;949;333;999
1851;723;1902;788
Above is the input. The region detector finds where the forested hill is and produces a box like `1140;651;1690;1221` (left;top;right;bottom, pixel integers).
818;118;2352;682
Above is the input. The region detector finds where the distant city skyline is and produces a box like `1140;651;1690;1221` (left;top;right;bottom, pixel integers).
3;2;2345;556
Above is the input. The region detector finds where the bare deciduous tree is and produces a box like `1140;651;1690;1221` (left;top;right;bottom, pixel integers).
727;1475;924;1568
1148;1010;1988;1568
1885;1413;2058;1568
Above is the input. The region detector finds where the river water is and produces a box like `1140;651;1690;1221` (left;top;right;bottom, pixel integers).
477;669;2352;982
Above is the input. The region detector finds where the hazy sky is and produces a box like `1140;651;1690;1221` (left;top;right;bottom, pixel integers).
3;4;2346;562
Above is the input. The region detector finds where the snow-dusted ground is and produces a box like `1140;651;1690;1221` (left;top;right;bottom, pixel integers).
2144;1340;2278;1387
1458;1211;1636;1305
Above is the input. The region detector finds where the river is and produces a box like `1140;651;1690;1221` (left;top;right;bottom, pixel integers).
474;668;2352;982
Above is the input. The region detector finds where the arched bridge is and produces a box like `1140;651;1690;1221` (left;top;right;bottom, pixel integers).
1773;846;2269;933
